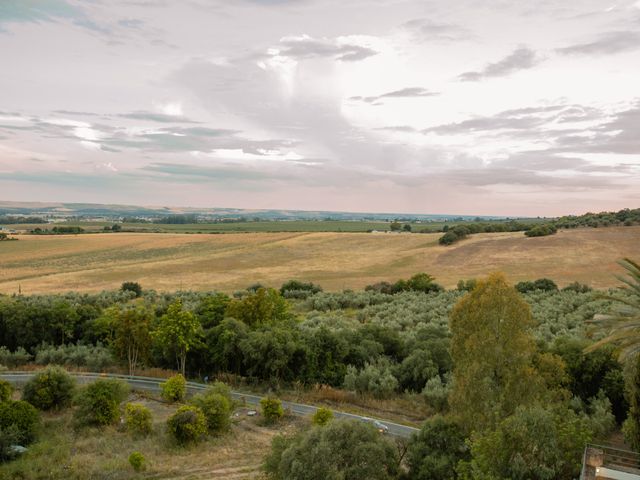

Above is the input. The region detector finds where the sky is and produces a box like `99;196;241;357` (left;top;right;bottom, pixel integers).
0;0;639;216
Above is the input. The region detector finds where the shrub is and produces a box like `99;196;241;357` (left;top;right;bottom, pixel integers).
128;451;146;471
161;374;186;403
525;223;557;237
0;400;40;445
189;388;231;434
0;425;21;462
0;346;32;368
22;366;76;410
311;407;333;426
121;282;142;297
260;397;284;424
343;360;399;398
422;375;450;412
0;380;13;402
166;405;207;444
34;343;114;371
515;278;559;293
74;379;129;426
124;403;153;436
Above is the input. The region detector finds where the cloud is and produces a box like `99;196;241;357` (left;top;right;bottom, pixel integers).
119;111;199;123
401;18;470;42
350;87;438;104
458;46;541;81
557;31;640;55
267;34;378;62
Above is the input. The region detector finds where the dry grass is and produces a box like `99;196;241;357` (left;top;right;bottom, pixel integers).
1;227;639;294
0;391;297;480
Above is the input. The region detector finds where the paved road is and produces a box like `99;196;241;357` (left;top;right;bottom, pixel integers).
0;371;419;439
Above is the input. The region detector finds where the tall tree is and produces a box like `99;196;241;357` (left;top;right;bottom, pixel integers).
449;273;541;433
111;305;153;375
153;300;202;376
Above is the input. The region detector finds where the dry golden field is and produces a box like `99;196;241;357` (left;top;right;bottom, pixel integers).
1;227;639;294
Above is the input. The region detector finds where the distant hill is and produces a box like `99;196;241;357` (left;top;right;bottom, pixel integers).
0;200;514;223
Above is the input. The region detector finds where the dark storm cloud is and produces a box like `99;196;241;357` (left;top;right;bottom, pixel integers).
458;46;541;81
557;31;640;55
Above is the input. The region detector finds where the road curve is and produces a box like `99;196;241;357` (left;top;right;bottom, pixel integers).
0;371;419;439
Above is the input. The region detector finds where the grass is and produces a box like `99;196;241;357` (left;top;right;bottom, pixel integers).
1;226;639;294
0;391;296;480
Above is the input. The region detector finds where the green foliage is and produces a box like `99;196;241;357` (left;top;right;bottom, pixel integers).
586;258;640;362
195;293;230;328
515;278;559;293
161;374;187;403
280;280;323;299
120;282;142;297
263;419;399;480
623;355;640;450
449;273;541;433
105;305;153;375
226;288;290;327
166;405;207;444
34;343;113;371
189;388;231;434
260;397;284;423
0;347;32;368
0;380;13;402
128;451;146;472
22;366;76;411
456;279;477;292
124;403;153;436
311;407;333;426
422;375;451;412
406;416;469;480
562;282;592;293
0;400;40;445
463;405;592;480
525;223;558;237
343;360;399;398
0;425;21;462
74;379;129;427
389;221;402;231
153;300;202;375
552;338;627;422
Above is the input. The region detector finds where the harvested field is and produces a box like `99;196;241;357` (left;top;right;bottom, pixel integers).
1;227;639;294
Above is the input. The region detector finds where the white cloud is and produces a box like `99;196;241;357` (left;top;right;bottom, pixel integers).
153;101;183;117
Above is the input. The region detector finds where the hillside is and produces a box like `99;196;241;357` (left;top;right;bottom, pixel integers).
1;226;638;294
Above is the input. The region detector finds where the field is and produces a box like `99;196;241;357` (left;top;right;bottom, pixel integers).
1;227;639;294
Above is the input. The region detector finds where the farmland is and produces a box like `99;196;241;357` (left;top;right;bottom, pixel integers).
1;226;639;294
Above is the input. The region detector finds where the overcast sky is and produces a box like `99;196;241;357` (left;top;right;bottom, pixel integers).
1;0;639;216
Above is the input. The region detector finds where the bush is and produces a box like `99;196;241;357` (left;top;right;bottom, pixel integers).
189;388;231;434
128;451;146;471
343;360;399;398
0;400;40;445
525;224;557;237
0;425;21;462
406;416;469;480
515;278;559;293
311;407;333;426
74;379;129;426
422;375;451;412
121;282;142;297
167;405;207;444
0;380;13;402
124;403;153;436
161;374;186;403
260;397;284;424
22;366;76;410
34;343;114;371
280;280;323;299
0;346;32;368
